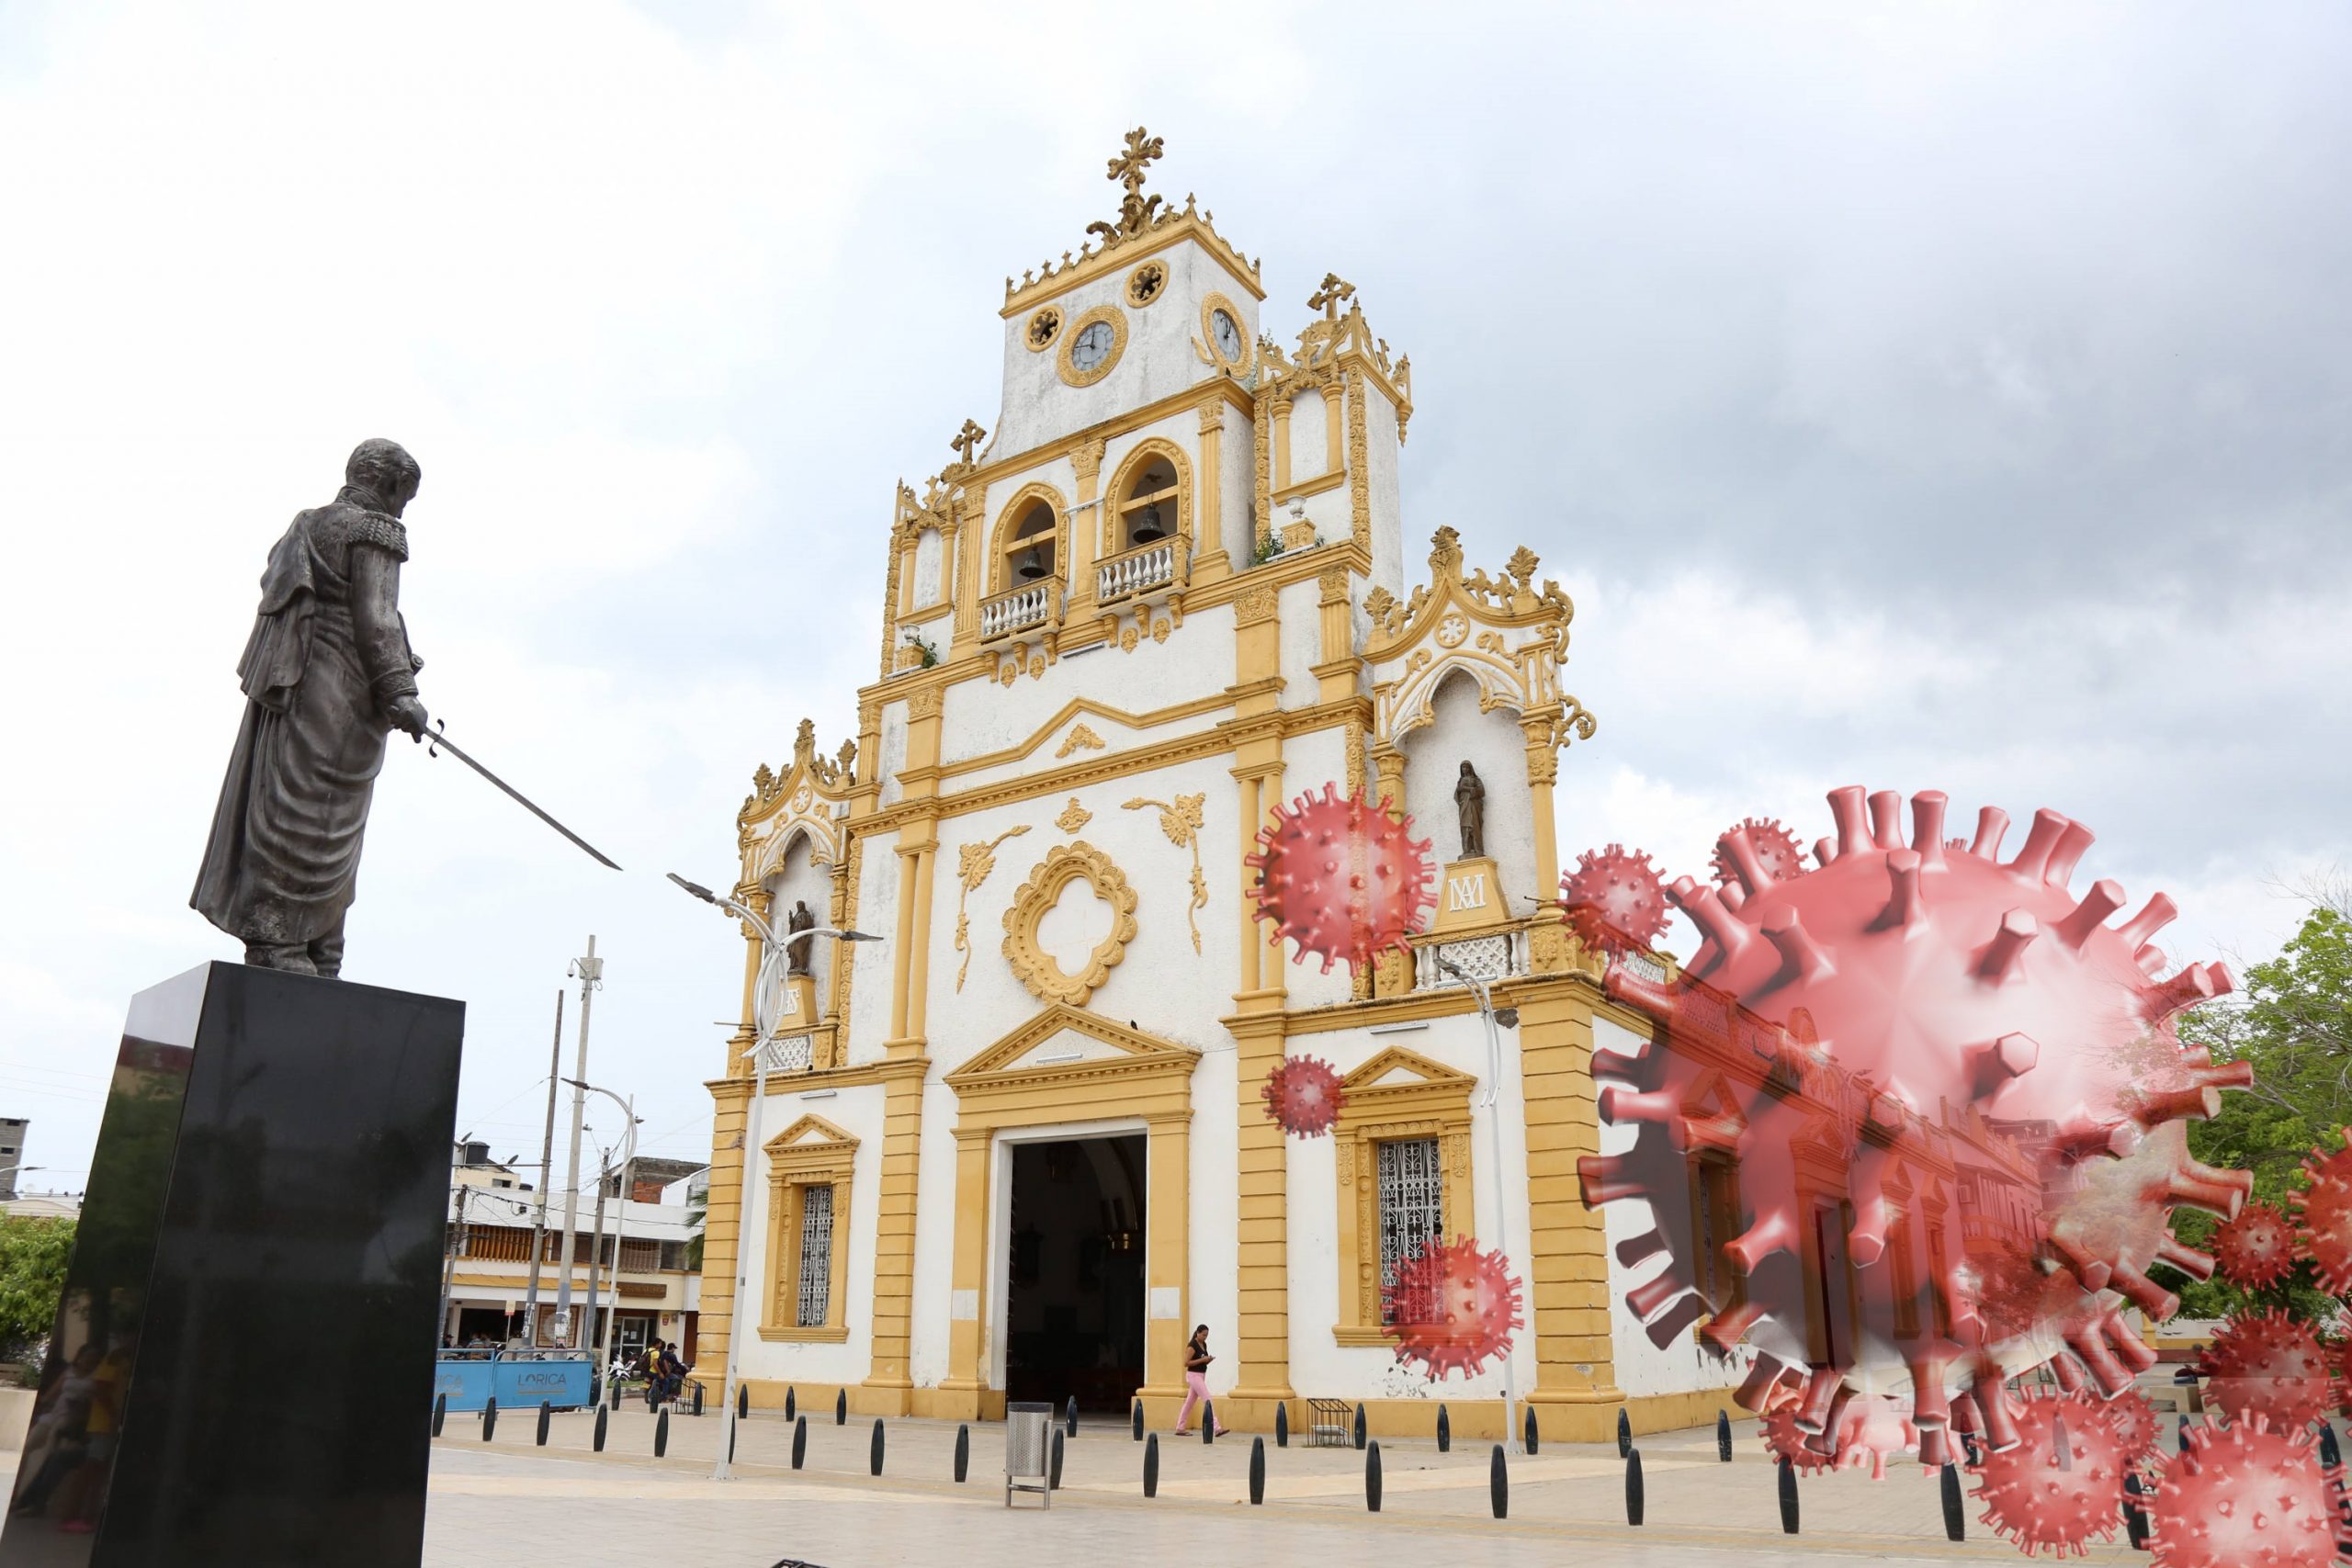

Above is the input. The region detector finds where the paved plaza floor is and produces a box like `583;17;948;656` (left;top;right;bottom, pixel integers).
401;1407;2144;1566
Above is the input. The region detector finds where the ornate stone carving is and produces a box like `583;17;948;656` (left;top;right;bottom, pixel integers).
1055;797;1092;833
1001;841;1139;1007
1087;126;1165;246
1122;792;1207;953
953;824;1031;991
1235;585;1278;626
1056;723;1107;759
907;687;944;720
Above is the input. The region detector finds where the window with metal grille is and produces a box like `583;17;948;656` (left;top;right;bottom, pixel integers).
1376;1137;1444;1325
795;1184;834;1327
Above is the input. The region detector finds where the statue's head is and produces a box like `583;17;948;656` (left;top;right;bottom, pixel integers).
346;439;422;516
1460;761;1476;776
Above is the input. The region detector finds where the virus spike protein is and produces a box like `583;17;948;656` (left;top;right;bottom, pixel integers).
1379;1235;1524;1382
1569;785;2252;1446
1966;1389;2130;1558
1261;1055;1344;1138
2148;1414;2350;1568
1246;784;1435;976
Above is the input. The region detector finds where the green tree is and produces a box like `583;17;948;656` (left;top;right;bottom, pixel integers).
0;1215;76;1355
2156;902;2352;1322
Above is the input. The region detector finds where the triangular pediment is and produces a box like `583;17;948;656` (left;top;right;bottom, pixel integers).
1340;1046;1478;1095
944;697;1189;780
763;1113;857;1156
946;1003;1200;1087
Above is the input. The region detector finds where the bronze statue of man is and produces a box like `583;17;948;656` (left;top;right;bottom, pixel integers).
1454;760;1486;861
785;899;816;975
191;440;431;976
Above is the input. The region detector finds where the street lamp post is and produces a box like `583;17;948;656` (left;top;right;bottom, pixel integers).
1435;950;1523;1456
565;1079;640;1391
669;873;880;1482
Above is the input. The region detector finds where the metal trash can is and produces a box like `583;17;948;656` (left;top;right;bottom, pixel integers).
1006;1402;1054;1509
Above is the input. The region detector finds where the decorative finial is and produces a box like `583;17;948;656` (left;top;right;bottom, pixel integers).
1087;126;1168;246
950;419;987;468
1309;273;1357;320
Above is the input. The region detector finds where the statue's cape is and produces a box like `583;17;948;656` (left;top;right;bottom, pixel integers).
233;503;413;711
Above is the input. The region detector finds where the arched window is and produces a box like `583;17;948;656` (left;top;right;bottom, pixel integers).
1001;497;1058;590
1117;458;1180;550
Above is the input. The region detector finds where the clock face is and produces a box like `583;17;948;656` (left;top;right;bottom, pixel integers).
1071;321;1116;371
1212;308;1243;361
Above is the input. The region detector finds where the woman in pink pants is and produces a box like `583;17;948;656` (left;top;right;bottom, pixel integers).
1172;1324;1230;1437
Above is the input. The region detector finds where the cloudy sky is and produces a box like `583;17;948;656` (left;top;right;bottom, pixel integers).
3;3;2346;1190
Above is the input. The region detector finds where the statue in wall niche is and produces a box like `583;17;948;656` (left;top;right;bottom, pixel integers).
1454;761;1486;861
785;899;817;974
191;440;431;976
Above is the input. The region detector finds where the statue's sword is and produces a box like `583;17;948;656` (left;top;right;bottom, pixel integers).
424;721;622;870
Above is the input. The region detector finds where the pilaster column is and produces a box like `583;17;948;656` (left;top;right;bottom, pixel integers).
696;1079;751;1389
862;1057;929;1406
1195;400;1228;578
1516;989;1625;1440
937;1126;993;1414
1141;1109;1194;1407
1522;715;1563;897
1227;1011;1295;1419
1069;437;1105;617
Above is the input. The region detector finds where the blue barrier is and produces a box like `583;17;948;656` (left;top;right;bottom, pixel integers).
433;1356;594;1413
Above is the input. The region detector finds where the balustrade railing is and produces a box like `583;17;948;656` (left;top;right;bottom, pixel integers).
1095;534;1191;607
978;577;1063;641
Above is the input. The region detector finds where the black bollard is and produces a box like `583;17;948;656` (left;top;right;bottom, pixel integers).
1203;1401;1216;1444
1353;1404;1367;1450
1940;1462;1964;1541
2177;1415;2190;1453
836;1389;848;1426
654;1408;669;1459
537;1400;551;1447
1050;1427;1065;1491
2324;1422;2344;1469
1778;1455;1799;1534
1365;1440;1383;1513
739;1382;750;1420
1524;1405;1539;1456
1437;1404;1451;1454
1144;1432;1160;1498
2123;1471;2152;1551
1626;1448;1645;1526
611;1381;624;1415
594;1404;608;1452
692;1381;704;1417
1133;1399;1144;1441
482;1397;498;1442
943;1420;964;1482
1066;1395;1079;1438
1616;1405;1631;1459
1250;1436;1266;1505
785;1386;797;1422
871;1417;886;1477
792;1414;807;1469
432;1393;447;1438
1717;1408;1733;1462
1962;1430;1981;1467
729;1418;737;1462
1275;1401;1289;1449
1490;1443;1508;1519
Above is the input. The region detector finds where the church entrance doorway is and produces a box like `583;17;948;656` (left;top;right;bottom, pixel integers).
1001;1134;1147;1413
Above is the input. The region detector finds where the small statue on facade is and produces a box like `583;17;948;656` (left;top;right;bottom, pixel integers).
1454;761;1486;861
785;899;816;974
191;440;430;975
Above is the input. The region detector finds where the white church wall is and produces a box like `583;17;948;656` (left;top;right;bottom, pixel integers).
911;526;944;608
1403;671;1538;903
1222;408;1257;561
905;1077;963;1389
940;630;1217;770
1283;1013;1535;1404
1593;1010;1745;1402
1365;389;1405;592
840;834;902;1065
1287;388;1331;485
875;704;907;810
734;1079;889;1388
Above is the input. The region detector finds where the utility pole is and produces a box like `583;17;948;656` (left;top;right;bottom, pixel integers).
552;936;602;1349
582;1152;609;1377
521;988;563;1347
594;1094;637;1383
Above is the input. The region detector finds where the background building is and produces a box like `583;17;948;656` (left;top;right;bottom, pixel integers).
0;1118;27;1201
693;133;1740;1441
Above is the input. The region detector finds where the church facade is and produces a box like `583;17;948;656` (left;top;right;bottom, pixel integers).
697;132;1736;1439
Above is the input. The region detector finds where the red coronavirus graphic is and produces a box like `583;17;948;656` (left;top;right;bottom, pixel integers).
1561;844;1669;957
1709;817;1806;898
2148;1415;2349;1568
1246;784;1435;976
1380;1235;1524;1382
2212;1199;2297;1291
1574;786;2254;1453
2198;1309;2335;1430
2096;1387;2164;1469
1966;1388;2131;1558
1759;1391;1919;1479
2290;1129;2352;1294
1261;1055;1344;1137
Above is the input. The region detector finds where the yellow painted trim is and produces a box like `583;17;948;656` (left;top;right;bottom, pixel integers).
1330;1046;1477;1338
998;840;1139;1008
1057;304;1127;389
1102;436;1193;560
1272;469;1345;506
1197;290;1254;378
760;1114;857;1337
1001;212;1266;320
987;480;1069;598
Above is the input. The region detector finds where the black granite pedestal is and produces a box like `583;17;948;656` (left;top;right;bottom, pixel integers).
0;962;463;1567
